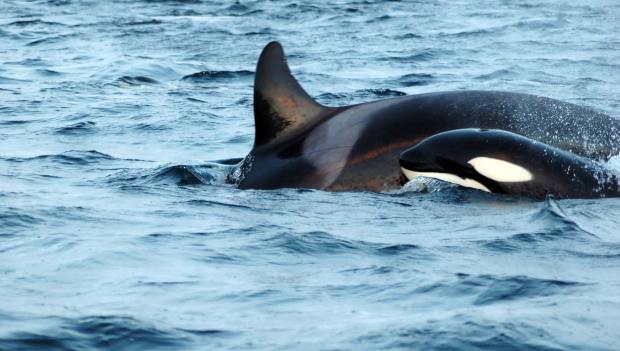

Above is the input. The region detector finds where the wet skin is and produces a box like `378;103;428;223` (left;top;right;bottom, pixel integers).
235;42;620;192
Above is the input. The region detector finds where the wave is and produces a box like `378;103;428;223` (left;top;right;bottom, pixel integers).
181;70;253;82
363;88;406;97
441;17;570;39
123;19;164;26
0;209;43;235
393;33;424;39
388;50;439;63
471;275;583;306
152;165;215;185
35;68;64;77
223;2;252;13
365;14;392;23
54;121;98;135
139;0;203;4
474;68;518;81
259;231;363;256
0;119;34;126
6;19;66;27
529;196;597;238
0;315;232;351
241;27;274;36
413;273;583;306
6;150;116;166
360;320;566;350
185;199;253;210
131;123;172;132
110;165;212;187
4;58;49;66
116;76;160;86
475;197;598;254
0;75;31;84
375;243;421;255
254;231;430;260
321;88;407;104
108;161;238;187
395;73;435;87
26;34;75;46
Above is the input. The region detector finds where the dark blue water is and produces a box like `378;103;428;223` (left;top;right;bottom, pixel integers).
2;1;620;350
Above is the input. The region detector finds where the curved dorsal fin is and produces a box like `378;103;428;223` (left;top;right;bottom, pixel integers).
253;41;331;148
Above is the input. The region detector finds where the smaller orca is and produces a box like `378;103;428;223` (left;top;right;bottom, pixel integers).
399;129;620;199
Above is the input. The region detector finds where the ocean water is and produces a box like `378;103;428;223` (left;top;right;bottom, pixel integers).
1;0;620;350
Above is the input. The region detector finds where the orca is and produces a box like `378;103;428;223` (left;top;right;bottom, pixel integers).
399;128;620;199
232;41;620;192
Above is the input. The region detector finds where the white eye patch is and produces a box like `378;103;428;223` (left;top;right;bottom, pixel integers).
467;157;533;182
401;168;491;193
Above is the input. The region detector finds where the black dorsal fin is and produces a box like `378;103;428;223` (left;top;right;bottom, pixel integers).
253;41;331;148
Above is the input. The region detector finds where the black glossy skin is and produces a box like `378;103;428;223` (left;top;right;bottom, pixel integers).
235;41;620;192
399;129;620;199
239;90;620;192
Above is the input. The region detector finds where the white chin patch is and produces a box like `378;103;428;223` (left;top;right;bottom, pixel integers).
467;157;533;182
401;167;491;193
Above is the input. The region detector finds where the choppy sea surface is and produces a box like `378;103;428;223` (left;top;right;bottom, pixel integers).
2;0;620;350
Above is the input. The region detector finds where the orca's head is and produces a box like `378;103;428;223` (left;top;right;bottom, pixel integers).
399;129;534;193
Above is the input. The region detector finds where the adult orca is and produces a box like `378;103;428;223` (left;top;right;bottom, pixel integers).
399;129;620;199
232;41;620;192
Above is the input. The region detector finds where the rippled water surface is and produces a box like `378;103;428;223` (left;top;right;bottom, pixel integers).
2;0;620;350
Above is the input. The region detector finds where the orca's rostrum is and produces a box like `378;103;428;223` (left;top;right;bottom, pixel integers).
232;41;620;192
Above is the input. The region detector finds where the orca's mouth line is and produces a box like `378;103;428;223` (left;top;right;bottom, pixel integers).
400;167;492;193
